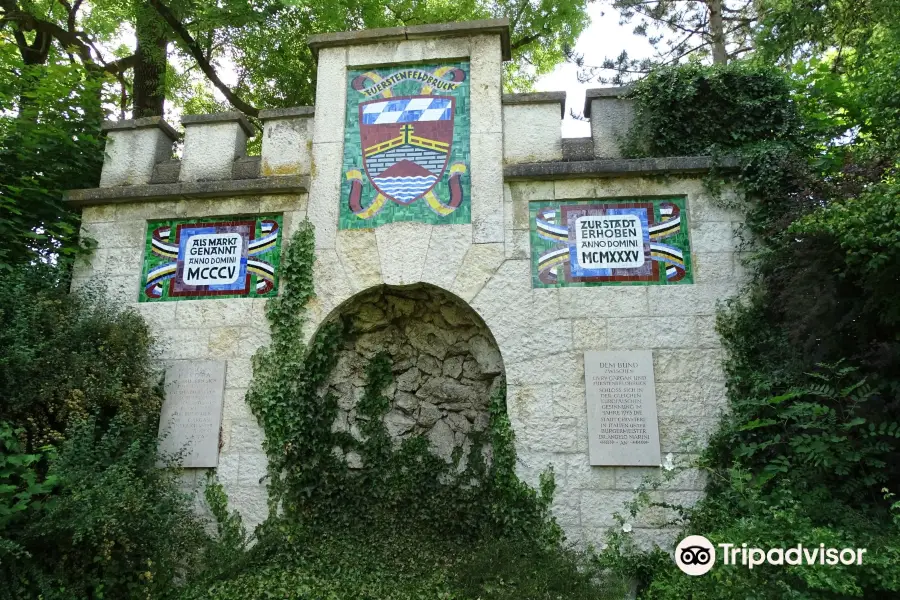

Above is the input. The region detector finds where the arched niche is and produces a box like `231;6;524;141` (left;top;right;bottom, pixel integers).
318;283;505;466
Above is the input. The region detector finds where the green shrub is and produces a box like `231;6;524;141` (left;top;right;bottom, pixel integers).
0;264;161;449
0;264;216;599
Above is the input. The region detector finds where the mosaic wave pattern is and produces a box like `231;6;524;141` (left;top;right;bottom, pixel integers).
529;198;693;288
341;62;471;228
139;215;283;302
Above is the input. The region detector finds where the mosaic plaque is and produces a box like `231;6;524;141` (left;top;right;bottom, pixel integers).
157;361;226;468
139;215;282;302
340;61;471;229
584;351;661;466
529;198;693;287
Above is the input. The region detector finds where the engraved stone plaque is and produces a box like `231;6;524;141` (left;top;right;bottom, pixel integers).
584;350;661;466
158;361;226;468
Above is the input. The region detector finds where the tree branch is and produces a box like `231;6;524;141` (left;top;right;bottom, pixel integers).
148;0;259;117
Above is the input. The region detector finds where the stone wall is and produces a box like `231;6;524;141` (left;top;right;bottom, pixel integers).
323;285;502;467
66;19;750;550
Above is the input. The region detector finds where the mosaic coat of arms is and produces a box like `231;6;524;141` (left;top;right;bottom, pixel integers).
529;198;693;288
340;62;471;229
139;215;282;302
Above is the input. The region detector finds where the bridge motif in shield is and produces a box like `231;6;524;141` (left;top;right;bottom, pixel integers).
360;95;454;206
341;62;470;228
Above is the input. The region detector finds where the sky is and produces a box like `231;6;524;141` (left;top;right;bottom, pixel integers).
535;3;655;138
156;3;657;136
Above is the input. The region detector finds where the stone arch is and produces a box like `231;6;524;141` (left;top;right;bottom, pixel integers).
318;283;505;466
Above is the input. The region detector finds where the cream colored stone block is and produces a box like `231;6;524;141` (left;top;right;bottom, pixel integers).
551;384;587;419
345;36;473;67
450;243;505;302
691;222;736;252
174;199;214;218
307;142;343;249
656;380;728;418
335;229;382;292
262;118;311;176
312;248;355;317
223;388;253;421
375;222;432;285
509;181;555;203
690;189;746;222
469;260;533;341
606;316;697;349
102;275;141;304
180;122;248;182
100;126;173;187
566;454;617;491
215;451;240;487
694;315;723;349
506;351;583;386
580;490;636;527
258;194;305;214
115;200;177;221
589;97;634;159
420;224;472;291
501;319;574;364
559;287;649;319
238;452;269;487
225;358;255;390
208;327;270;360
504;229;529;259
103;247;144;277
502;104;563;164
653;349;725;383
158;329;210;360
312;48;347;145
571;318;608;350
470;133;504;243
81;220;145;249
647;284;738;316
553;179;598;200
134;302;177;333
469;35;503;135
175;299;259;328
81;204;118;224
693;252;735;282
208;197;261;216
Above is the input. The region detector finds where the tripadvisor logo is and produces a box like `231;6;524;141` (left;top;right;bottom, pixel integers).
675;535;867;576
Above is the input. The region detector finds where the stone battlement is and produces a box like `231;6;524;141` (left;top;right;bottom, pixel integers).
67;18;748;551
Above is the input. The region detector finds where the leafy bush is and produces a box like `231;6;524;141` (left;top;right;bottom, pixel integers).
0;264;160;449
596;61;900;598
623;62;804;158
0;264;216;600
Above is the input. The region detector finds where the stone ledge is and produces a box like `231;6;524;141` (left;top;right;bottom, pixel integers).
101;116;178;141
308;19;512;61
502;92;566;118
258;106;315;120
583;86;633;117
64;175;308;207
503;156;741;180
182;112;255;136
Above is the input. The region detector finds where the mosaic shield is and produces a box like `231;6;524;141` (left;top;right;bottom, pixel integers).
359;95;455;205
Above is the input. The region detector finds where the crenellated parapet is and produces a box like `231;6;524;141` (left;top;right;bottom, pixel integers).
66;18;747;549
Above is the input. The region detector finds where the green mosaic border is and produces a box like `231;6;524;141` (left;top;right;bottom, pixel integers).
339;60;471;230
138;214;283;302
529;197;693;288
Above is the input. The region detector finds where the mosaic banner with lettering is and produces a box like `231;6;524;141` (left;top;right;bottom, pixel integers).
529;198;693;287
340;61;471;229
139;215;282;302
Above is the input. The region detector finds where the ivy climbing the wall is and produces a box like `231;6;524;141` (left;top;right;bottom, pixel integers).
183;220;627;599
598;62;900;598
